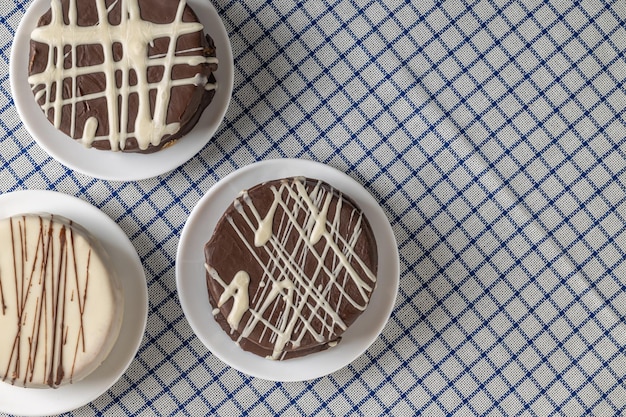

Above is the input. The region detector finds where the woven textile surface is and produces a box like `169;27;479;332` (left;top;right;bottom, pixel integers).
1;0;625;415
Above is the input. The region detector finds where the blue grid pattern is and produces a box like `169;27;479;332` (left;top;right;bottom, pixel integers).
1;0;625;415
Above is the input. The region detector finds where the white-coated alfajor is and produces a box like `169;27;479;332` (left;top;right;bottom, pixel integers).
0;214;123;388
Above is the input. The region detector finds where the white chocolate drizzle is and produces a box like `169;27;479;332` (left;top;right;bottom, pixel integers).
207;177;377;359
213;269;250;331
28;0;218;151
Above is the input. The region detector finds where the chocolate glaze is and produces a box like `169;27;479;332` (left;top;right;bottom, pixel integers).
204;177;378;360
28;0;218;153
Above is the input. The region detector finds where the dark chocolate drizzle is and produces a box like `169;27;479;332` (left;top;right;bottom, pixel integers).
0;269;6;316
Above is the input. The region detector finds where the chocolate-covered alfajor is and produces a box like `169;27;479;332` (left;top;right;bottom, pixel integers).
204;177;378;360
0;214;123;388
28;0;218;153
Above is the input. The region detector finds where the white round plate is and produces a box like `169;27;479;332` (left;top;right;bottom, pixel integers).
176;159;399;381
10;0;233;181
0;190;148;416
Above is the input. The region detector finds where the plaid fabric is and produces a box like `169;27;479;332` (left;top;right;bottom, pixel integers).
1;0;625;416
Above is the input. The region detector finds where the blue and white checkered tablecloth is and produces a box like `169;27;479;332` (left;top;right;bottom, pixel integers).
1;0;625;415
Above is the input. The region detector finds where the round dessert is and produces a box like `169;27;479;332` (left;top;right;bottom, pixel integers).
0;214;123;388
204;177;378;360
27;0;218;153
